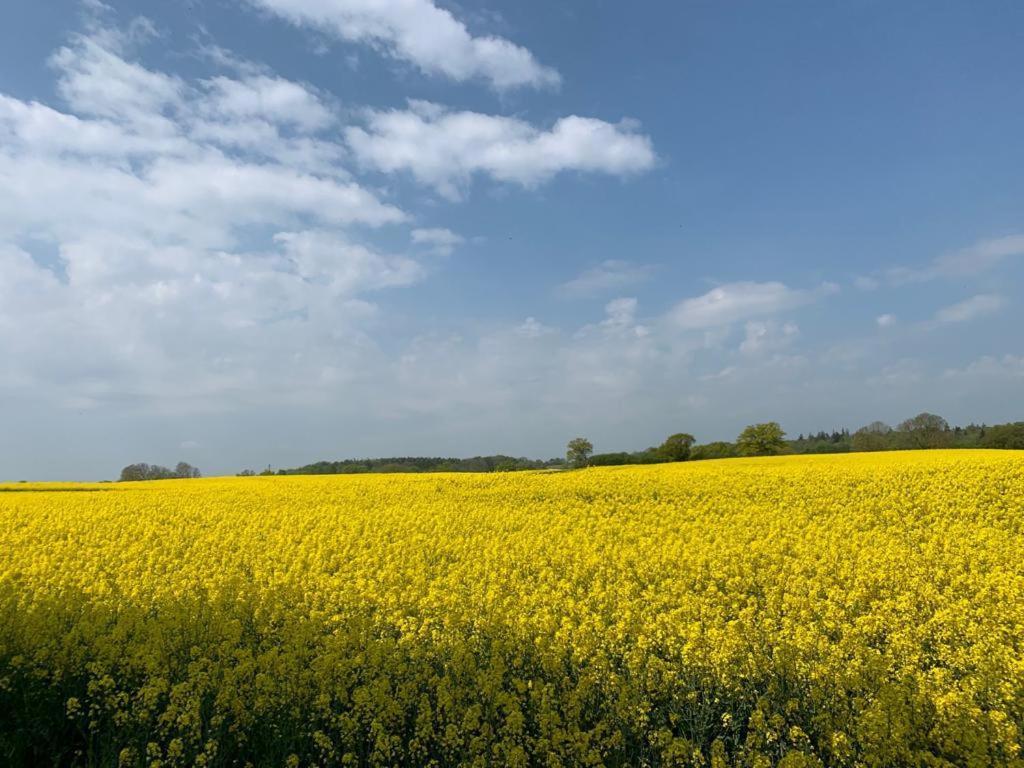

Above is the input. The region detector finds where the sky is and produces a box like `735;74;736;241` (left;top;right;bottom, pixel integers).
1;0;1023;480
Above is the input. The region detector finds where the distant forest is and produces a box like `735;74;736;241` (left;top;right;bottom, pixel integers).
117;414;1024;480
243;414;1024;477
271;456;565;475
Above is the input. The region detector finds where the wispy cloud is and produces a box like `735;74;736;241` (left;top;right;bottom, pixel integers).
559;260;656;298
942;354;1024;380
411;227;464;256
932;294;1005;325
857;234;1024;287
666;281;836;330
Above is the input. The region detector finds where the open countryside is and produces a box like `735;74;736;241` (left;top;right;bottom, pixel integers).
4;0;1024;765
3;450;1024;766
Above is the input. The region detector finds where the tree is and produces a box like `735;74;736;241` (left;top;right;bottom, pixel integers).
897;412;953;449
118;463;180;481
119;463;150;482
851;421;893;452
566;437;594;469
658;433;695;462
736;422;787;456
690;441;738;460
981;422;1024;449
175;462;201;479
237;469;256;477
154;465;177;479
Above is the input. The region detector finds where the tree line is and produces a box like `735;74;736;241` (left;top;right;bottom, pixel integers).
118;462;202;481
268;455;565;476
255;414;1024;476
562;413;1024;468
117;414;1023;479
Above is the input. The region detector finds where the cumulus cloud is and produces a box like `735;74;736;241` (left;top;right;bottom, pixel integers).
51;27;184;128
12;6;1023;481
244;0;560;90
346;102;657;198
0;16;418;410
276;230;423;293
559;260;656;298
933;294;1005;325
0;9;664;439
197;74;336;132
666;281;832;330
0;29;403;245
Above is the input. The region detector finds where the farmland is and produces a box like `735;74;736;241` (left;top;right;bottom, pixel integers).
2;451;1023;766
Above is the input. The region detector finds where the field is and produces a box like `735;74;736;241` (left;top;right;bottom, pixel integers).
2;452;1023;767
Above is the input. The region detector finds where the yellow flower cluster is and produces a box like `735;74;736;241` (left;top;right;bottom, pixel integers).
2;450;1023;766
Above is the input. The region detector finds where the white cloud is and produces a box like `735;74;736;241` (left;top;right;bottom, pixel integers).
410;227;464;256
559;260;656;298
346;102;656;198
42;19;349;176
0;11;665;447
666;281;829;330
867;234;1024;286
51;31;184;131
197;74;335;132
0;18;419;411
245;0;560;90
738;321;799;357
0;26;405;245
928;235;1024;278
942;354;1024;380
597;297;651;338
933;294;1005;325
876;313;896;328
12;9;1024;480
516;317;553;339
276;229;423;293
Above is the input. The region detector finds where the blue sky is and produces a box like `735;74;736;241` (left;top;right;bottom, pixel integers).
2;0;1023;479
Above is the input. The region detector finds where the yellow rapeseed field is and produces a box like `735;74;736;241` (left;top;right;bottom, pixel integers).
2;451;1023;767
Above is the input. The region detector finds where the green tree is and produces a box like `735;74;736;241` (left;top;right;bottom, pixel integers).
980;422;1024;449
658;433;695;462
897;412;953;449
566;437;594;468
690;441;738;460
736;422;787;456
851;421;893;452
